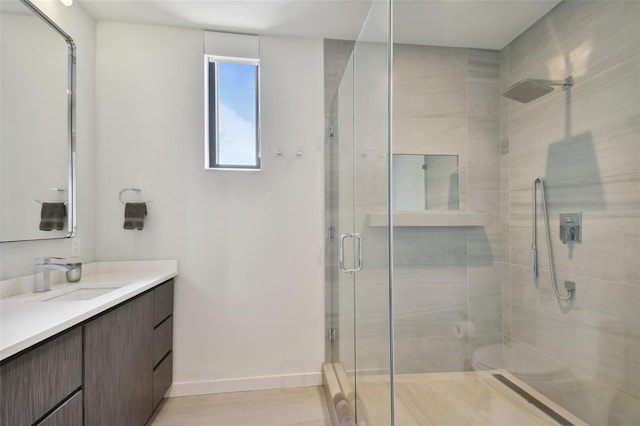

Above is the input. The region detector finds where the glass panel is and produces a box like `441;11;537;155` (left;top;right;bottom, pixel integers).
336;53;356;379
392;1;640;425
325;1;391;424
502;3;640;424
353;0;392;424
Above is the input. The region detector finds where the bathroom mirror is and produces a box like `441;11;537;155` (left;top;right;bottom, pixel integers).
0;0;76;242
392;154;459;210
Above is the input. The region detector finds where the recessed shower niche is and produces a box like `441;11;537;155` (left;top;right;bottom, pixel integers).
392;154;459;211
367;154;490;227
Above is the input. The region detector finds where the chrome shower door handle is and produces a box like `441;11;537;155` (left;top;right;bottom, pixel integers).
339;233;350;273
339;233;362;274
354;233;363;272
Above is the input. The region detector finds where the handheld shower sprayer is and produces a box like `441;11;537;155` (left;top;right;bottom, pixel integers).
532;177;573;300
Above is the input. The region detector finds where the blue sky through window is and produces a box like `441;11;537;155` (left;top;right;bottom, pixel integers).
217;61;258;166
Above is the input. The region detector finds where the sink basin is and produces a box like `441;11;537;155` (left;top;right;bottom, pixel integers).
41;282;129;302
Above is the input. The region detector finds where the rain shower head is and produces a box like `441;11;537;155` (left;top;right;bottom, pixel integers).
501;76;574;103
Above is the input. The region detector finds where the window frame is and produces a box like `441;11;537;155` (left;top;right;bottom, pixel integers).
204;55;261;171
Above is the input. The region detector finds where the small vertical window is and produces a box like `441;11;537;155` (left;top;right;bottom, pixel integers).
205;56;260;170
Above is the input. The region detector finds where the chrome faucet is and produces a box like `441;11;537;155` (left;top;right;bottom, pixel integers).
34;257;73;293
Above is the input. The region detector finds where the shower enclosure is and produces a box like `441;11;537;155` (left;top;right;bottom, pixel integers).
325;0;393;422
325;1;640;425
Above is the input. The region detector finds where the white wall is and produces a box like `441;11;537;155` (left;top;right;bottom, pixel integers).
95;22;325;394
0;0;96;280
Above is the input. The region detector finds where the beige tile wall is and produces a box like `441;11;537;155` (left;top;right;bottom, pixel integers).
392;44;503;374
501;2;640;424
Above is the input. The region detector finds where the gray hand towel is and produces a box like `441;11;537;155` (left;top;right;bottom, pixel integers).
39;202;66;231
123;202;147;230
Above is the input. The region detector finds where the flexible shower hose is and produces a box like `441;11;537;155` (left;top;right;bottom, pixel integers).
532;177;573;301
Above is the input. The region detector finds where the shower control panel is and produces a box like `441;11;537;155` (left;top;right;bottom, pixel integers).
559;212;581;244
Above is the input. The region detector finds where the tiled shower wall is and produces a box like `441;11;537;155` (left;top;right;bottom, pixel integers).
501;2;640;424
392;44;502;373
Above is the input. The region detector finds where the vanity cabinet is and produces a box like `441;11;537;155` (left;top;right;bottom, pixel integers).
0;327;82;426
0;279;174;426
83;278;174;425
84;292;154;426
152;280;174;410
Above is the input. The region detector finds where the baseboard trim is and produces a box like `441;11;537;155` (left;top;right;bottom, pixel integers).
167;372;323;397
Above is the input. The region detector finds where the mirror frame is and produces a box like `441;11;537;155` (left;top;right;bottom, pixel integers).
2;0;77;242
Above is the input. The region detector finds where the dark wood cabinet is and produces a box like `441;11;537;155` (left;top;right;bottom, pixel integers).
152;279;174;411
84;292;154;426
38;391;83;426
1;279;174;426
153;279;174;325
152;352;173;410
153;316;173;366
0;327;82;426
83;279;174;425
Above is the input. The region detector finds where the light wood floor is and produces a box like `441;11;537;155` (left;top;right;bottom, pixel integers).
150;371;587;426
149;386;332;426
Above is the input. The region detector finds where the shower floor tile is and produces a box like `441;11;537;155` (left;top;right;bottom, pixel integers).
356;370;587;426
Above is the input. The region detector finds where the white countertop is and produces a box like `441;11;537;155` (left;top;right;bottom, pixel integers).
0;260;178;361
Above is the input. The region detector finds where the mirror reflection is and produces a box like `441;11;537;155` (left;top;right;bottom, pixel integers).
0;0;74;242
393;154;459;210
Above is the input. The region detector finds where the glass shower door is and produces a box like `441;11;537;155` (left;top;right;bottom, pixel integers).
334;1;393;424
352;29;393;424
335;52;356;392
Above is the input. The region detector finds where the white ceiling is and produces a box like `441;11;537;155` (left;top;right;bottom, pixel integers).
77;0;561;50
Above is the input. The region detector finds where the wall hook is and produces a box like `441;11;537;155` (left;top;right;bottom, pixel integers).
296;151;303;157
276;149;283;156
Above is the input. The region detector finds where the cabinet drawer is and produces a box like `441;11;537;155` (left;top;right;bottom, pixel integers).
0;327;82;426
38;390;82;426
153;316;173;367
152;352;173;410
154;279;174;326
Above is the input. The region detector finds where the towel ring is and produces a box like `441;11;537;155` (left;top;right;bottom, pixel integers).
35;200;68;205
35;188;69;205
119;188;152;205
